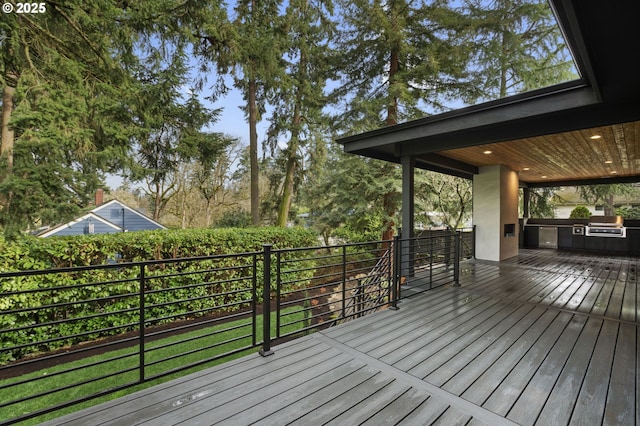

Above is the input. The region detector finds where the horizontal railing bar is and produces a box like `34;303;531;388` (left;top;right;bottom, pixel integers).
2;321;139;352
0;350;138;393
144;275;254;294
143;345;257;385
0;279;139;298
144;289;252;311
0;381;141;426
144;311;253;340
280;284;343;298
143;265;255;282
144;301;252;325
1;364;139;409
145;326;252;357
1;292;138;317
0;251;262;279
144;334;253;368
0;335;141;373
272;240;392;255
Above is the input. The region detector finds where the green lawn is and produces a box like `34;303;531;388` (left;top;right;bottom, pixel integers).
1;308;306;425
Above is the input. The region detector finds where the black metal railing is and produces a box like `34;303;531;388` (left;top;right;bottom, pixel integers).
0;230;470;425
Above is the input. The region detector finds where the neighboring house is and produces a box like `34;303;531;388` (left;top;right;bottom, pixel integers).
38;199;166;237
553;186;640;218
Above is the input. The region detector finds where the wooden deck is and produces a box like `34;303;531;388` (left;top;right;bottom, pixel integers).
45;249;639;425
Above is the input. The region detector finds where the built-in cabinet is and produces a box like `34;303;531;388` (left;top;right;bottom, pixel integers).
558;227;573;249
523;219;640;255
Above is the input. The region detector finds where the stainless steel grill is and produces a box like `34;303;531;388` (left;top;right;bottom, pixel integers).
586;215;626;238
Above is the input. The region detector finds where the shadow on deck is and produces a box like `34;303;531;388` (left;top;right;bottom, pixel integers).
45;249;639;425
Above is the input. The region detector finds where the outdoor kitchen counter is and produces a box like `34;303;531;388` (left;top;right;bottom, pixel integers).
522;219;640;255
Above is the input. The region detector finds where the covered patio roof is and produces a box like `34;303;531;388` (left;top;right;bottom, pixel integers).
337;0;640;187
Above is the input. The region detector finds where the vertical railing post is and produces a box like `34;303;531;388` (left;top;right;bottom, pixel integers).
356;280;363;317
138;264;146;383
252;253;257;347
341;245;347;320
429;234;434;288
453;232;461;287
276;251;281;339
260;245;274;357
390;235;400;309
472;225;476;259
444;231;451;267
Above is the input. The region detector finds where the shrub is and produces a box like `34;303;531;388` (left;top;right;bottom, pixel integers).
569;205;591;219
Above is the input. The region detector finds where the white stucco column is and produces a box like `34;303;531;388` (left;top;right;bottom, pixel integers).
473;165;519;261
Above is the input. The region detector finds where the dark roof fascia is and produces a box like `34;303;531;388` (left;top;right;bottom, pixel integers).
339;81;596;156
525;175;640;188
549;0;601;101
346;149;475;180
416;154;478;178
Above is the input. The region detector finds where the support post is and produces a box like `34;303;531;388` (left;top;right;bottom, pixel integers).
401;156;415;278
260;244;274;357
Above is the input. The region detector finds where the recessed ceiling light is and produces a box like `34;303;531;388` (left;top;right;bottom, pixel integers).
483;150;492;154
611;171;618;174
541;175;548;179
523;167;530;171
590;135;602;140
605;160;613;164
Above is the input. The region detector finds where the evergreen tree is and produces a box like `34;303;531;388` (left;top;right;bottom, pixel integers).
460;0;576;101
267;0;335;227
0;1;136;235
332;0;471;129
304;143;401;241
128;51;230;221
237;0;287;225
330;0;471;239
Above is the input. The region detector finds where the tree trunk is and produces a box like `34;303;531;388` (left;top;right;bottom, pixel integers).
277;154;297;227
277;100;302;227
381;48;400;240
385;50;399;126
153;182;162;221
205;198;213;227
605;193;615;216
1;83;15;172
248;79;260;225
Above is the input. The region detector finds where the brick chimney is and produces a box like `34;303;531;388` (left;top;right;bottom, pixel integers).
95;188;104;206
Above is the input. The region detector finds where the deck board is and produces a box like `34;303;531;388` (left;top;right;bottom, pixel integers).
533;317;603;426
459;309;564;404
43;250;640;426
570;320;618;425
602;322;636;425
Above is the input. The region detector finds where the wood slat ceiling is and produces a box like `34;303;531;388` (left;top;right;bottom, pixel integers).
434;120;640;185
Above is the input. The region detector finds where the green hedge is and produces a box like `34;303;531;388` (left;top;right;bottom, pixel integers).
0;228;318;364
0;227;319;269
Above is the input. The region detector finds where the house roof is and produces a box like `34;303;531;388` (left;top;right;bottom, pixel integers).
94;199;167;230
337;0;640;188
36;199;166;237
37;212;123;238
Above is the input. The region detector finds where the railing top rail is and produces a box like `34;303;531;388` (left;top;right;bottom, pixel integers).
271;239;393;254
0;250;263;279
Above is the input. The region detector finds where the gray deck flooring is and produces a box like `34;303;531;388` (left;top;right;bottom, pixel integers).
45;249;639;425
